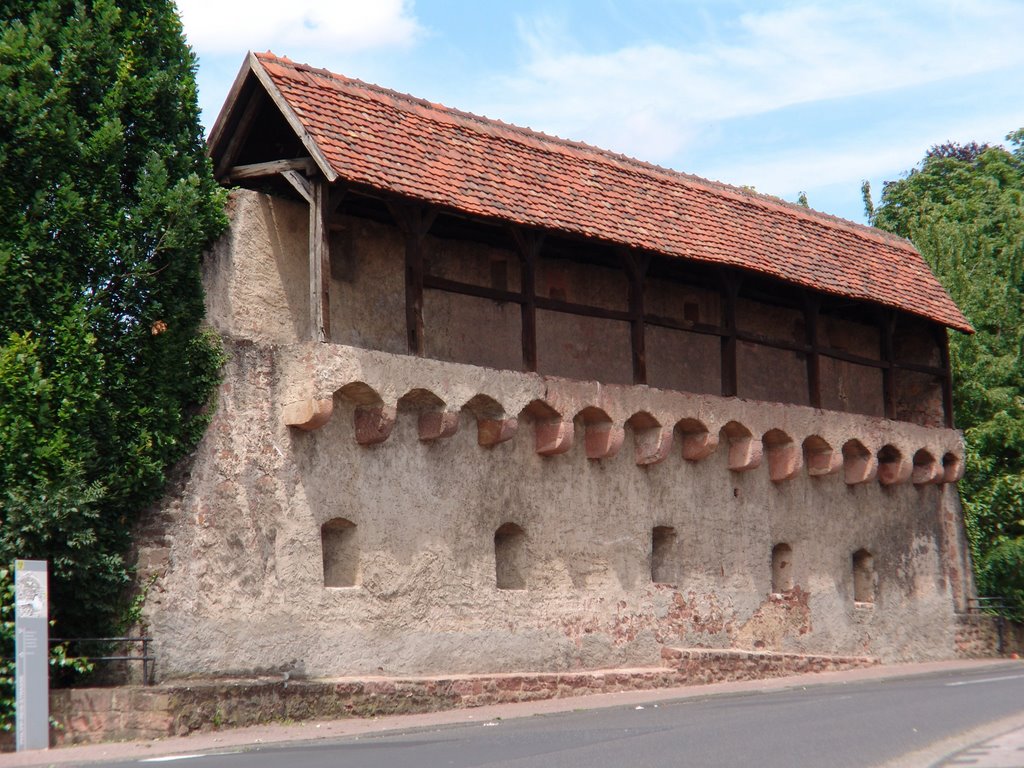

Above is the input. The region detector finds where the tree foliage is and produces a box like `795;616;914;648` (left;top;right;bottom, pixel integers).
869;131;1024;617
0;0;225;659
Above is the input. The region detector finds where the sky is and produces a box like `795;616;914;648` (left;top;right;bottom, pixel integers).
177;0;1024;224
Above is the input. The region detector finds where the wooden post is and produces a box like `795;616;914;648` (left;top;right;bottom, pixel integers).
803;292;822;409
720;271;740;397
310;178;331;342
620;249;651;385
510;228;542;372
389;202;437;356
281;171;331;343
880;309;897;420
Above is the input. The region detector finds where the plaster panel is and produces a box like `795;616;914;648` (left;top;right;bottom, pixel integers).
646;326;721;395
536;311;633;384
423;291;523;372
329;216;407;354
820;357;885;417
737;342;809;406
203;190;309;342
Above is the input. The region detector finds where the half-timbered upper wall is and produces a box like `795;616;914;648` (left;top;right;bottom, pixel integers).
209;189;947;428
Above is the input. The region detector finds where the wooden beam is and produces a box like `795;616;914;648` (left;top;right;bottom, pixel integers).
620;249;651;385
509;228;542;372
282;170;313;204
227;157;317;182
309;177;331;342
535;296;632;322
804;292;822;408
720;270;740;397
880;309;897;419
644;313;725;338
424;274;521;304
389;202;437;355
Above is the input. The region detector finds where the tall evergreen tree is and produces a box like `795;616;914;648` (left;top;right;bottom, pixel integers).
869;132;1024;619
0;0;226;642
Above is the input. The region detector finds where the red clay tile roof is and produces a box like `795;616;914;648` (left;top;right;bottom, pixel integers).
239;52;972;332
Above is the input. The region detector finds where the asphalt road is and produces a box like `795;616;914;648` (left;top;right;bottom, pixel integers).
99;664;1024;767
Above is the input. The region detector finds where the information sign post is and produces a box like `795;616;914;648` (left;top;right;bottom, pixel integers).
14;559;49;751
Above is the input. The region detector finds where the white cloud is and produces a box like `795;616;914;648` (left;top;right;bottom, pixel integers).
484;1;1024;164
176;0;421;57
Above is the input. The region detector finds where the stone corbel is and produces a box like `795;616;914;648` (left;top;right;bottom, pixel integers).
878;457;913;486
727;436;762;472
766;442;803;483
635;426;673;466
534;420;575;456
478;417;518;447
282;398;334;431
678;430;718;462
584;422;625;460
417;410;460;441
353;404;397;445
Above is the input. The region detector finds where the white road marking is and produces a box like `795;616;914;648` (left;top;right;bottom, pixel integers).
139;755;205;763
945;673;1024;687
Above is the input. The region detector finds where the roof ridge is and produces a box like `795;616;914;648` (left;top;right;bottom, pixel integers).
254;52;914;255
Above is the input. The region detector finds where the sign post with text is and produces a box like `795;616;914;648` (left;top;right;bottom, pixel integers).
14;559;48;751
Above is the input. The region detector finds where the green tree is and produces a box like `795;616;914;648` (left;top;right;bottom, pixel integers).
869;132;1024;619
0;0;225;657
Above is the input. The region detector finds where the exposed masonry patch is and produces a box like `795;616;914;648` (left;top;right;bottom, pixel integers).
281;343;965;488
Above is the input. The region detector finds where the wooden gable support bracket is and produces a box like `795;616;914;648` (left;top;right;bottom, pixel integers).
227;157;316;183
509;227;543;372
282;172;346;343
619;248;652;385
388;201;438;356
718;269;742;398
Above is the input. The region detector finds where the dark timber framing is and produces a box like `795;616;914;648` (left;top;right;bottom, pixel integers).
803;292;822;409
510;228;542;372
719;270;741;398
620;249;652;385
389;202;437;356
220;161;955;426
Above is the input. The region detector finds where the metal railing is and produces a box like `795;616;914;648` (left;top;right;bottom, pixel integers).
50;637;155;685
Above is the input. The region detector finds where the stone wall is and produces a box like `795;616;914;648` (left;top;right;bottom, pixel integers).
955;614;1024;658
142;189;971;684
39;649;876;747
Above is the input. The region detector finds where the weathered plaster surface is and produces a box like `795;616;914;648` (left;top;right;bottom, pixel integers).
138;190;972;681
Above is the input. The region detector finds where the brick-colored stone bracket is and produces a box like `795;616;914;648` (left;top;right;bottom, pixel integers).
478;417;518;447
535;420;574;456
585;422;625;460
878;457;913;486
634;426;673;465
354;405;397;445
806;448;843;477
282;398;334;430
727;437;762;472
766;443;803;482
418;410;460;441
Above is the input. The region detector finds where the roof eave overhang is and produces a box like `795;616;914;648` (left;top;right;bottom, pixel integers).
207;51;338;185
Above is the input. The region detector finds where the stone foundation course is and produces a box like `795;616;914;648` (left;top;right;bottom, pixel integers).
39;649;877;747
